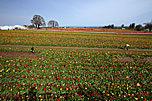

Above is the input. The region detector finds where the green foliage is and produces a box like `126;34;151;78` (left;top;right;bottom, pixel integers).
0;49;152;100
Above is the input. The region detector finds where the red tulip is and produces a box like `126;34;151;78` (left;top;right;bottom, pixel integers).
18;84;21;87
17;95;20;98
44;87;46;91
23;75;26;78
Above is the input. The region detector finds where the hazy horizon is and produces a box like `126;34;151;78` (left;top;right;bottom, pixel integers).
0;0;152;26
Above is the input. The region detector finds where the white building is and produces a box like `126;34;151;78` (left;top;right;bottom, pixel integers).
13;25;27;30
0;26;13;30
0;25;27;30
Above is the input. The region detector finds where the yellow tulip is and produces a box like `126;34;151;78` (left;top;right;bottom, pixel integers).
137;83;140;86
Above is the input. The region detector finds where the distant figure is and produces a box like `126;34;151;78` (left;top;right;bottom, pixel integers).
31;47;34;53
125;44;130;50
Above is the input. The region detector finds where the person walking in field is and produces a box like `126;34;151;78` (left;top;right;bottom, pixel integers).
125;44;130;50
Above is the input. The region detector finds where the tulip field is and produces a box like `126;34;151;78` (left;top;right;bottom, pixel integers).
38;27;152;33
0;48;152;100
0;30;152;100
0;30;152;49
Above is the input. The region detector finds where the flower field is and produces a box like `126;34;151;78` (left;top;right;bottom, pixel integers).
38;28;152;33
0;48;152;100
0;30;152;100
0;30;152;49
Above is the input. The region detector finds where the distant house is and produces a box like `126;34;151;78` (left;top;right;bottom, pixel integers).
13;25;27;30
144;29;149;32
122;28;125;30
23;25;29;29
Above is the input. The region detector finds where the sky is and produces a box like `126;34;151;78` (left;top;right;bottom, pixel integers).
0;0;152;26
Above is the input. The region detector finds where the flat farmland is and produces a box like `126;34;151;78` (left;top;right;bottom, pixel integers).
0;30;152;100
0;30;152;49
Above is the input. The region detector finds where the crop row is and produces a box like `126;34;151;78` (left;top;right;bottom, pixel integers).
0;49;152;100
0;30;152;49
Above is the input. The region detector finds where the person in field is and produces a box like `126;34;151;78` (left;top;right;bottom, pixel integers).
125;44;130;50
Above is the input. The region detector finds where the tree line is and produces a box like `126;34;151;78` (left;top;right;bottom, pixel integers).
30;14;152;32
127;22;151;32
31;15;59;29
103;21;152;32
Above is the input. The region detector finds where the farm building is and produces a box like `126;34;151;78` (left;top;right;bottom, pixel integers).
0;25;27;30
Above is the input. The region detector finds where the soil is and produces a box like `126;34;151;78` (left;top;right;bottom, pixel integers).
118;57;134;62
0;45;152;51
0;51;40;59
0;45;151;62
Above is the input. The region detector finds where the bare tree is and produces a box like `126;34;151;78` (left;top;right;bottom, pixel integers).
135;24;142;31
111;24;114;29
129;23;135;29
48;20;59;28
144;20;152;32
31;15;45;29
121;24;124;28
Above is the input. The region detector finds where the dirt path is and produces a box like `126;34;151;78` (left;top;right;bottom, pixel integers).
0;45;152;62
0;51;40;59
0;44;152;51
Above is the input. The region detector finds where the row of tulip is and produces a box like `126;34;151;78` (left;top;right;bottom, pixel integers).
0;30;152;49
38;28;152;33
0;49;151;100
